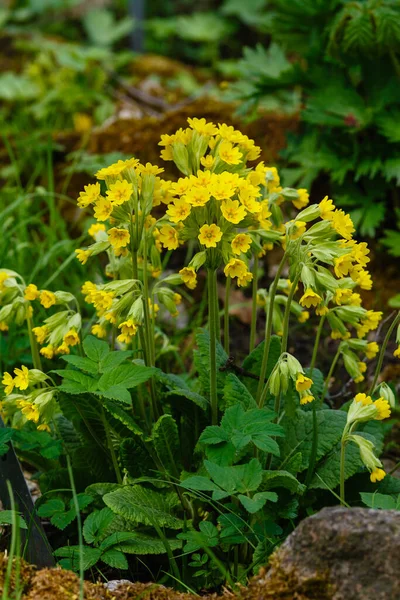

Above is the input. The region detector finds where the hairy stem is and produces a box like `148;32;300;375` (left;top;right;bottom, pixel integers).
369;311;400;396
256;253;287;406
224;276;231;355
249;254;259;353
321;346;341;401
280;271;301;355
208;268;219;425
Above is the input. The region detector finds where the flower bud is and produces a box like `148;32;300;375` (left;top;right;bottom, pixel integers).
295;204;320;222
172;142;191;176
55;291;76;305
269;368;281;397
286;353;303;379
189;251;207;271
300;265;316;290
378;383;396;408
128;296;144;324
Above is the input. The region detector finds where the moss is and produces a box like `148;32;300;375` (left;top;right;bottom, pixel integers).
0;552;35;597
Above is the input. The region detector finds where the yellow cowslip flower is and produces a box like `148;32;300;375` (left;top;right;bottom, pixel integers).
191;170;212;188
184;187;210;207
295;374;313;392
91;324;107;338
40;345;54;359
75;249;91;265
73;113;92;133
13;365;30;390
64;329;80;346
351;241;370;268
316;305;329;316
245;142;261;162
289;220;306;240
40;290;56;309
217;123;242;142
88;223;106;238
237;271;253;287
179;267;197;290
171;178;191;196
265;166;280;193
300;393;314;405
37;423;50;432
77;183;101;208
167;198;191;223
348;292;362;306
352;268;372;290
0;272;9;291
223;258;248;280
117;319;138;344
198;224;223;248
0;322;9;332
298;311;310;323
370;468;386;483
299;288;322;308
333;288;353;305
173;293;182;305
219;140;243;165
24;283;40;301
187;117;218;136
159;225;179;250
358;311;383;338
56;343;70;355
104;311;117;324
92;290;115;313
200;155;215;169
95;162;126;180
93;197;113;221
374;398;391;420
331;210;355;240
2;372;14;395
221;199;247;224
247;162;267;187
32;325;48;345
82;281;97;303
16;399;39;424
108;227;130;250
106;179;133;206
231;233;252;255
293;189;309;210
331;329;350;340
334;254;354;278
137;162;164;176
365;342;379;359
319;196;335;220
354;393;372;406
394;345;400;358
257;202;272;228
144;215;157;230
160;146;174;161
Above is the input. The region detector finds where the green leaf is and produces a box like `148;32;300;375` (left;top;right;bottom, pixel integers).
99;351;132;373
83;508;115;545
222;373;257;410
205;458;263;496
0;510;27;529
61;355;99;375
83;335;109;363
238;491;278;514
178;521;219;553
98;364;156;392
98;386;132;404
56;369;98;395
103;486;183;529
101;548;128;569
194;329;228;397
166;388;209;411
360;492;398;510
152;415;181;476
199;426;230;445
278;409;347;472
37;499;65;518
261;470;305;494
103;400;143;435
54;546;102;571
100;531;181;554
180;476;221;492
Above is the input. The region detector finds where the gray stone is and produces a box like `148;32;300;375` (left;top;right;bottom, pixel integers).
250;507;400;600
104;579;133;592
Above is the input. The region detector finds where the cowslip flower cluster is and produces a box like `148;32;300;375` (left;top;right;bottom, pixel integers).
342;392;392;482
1;366;56;431
269;353;315;405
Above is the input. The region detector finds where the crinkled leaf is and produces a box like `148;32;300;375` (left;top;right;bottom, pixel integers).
83;335;109;362
238;491;278;514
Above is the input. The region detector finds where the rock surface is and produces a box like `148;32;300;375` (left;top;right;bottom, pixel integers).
248;506;400;600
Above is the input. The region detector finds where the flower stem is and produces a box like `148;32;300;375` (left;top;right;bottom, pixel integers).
321;346;341;401
256;253;287;406
208;268;219;425
249;254;259;353
339;438;347;506
224;276;231;355
280;271;301;355
102;409;122;484
310;315;326;375
27;315;42;370
369;311;400;396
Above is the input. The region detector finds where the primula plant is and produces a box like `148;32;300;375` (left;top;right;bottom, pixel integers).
1;117;399;588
